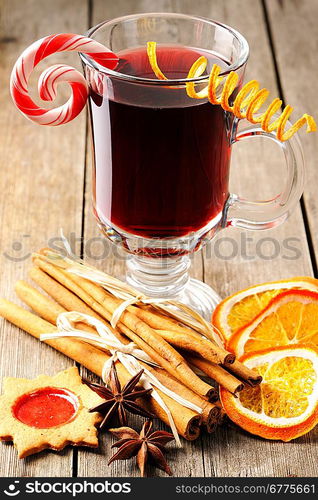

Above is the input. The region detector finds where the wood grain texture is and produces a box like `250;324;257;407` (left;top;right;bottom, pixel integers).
79;0;316;478
190;0;312;299
264;0;318;262
183;0;316;477
0;0;88;476
78;0;205;478
0;0;316;478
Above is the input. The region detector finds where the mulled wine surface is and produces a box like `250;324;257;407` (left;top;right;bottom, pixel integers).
89;46;234;238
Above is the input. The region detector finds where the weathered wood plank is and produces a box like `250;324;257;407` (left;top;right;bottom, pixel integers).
188;0;315;477
0;0;88;476
78;0;205;478
265;0;318;262
78;0;315;478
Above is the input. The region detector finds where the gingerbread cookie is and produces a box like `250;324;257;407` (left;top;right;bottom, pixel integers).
0;366;103;458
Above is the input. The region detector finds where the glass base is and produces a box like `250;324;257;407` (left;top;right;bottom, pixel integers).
126;255;221;320
175;277;221;320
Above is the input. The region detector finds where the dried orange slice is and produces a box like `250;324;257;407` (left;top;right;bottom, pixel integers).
212;277;318;344
220;345;318;441
229;289;318;358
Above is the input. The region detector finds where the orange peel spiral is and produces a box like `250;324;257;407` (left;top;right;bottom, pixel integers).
146;41;316;142
146;41;168;80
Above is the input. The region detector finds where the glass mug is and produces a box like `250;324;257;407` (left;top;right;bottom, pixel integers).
81;13;304;318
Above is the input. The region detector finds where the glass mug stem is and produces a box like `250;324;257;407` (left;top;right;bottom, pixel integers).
126;255;191;297
126;254;221;318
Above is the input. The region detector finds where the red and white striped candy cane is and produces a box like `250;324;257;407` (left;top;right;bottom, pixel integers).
10;33;118;126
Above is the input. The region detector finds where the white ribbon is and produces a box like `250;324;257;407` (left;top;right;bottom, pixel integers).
54;311;158;368
39;232;222;346
110;296;143;328
110;295;167;328
40;311;203;447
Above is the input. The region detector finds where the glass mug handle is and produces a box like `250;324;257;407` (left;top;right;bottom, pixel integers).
223;123;305;230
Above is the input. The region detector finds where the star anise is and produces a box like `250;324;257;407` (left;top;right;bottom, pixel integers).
83;363;154;430
108;420;174;476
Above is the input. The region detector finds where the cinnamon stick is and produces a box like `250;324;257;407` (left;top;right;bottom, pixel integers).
29;264;206;396
132;306;234;364
147;366;220;432
34;253;233;365
214;401;227;424
15;283;219;430
185;354;244;395
29;267;104;320
32;257;217;401
133;298;260;386
28;268;127;344
15;280;103;337
155;329;235;365
128;285;260;386
30;260;153;349
22;275;197;381
226;359;262;387
0;299;201;440
15;280;65;324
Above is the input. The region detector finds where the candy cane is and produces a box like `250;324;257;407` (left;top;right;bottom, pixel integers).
10;33;118;126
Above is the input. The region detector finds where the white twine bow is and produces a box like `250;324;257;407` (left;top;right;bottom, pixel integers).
40;311;203;447
110;294;167;329
55;311;158;371
35;231;223;346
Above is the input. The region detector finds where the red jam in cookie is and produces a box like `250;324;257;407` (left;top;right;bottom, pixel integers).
12;387;79;428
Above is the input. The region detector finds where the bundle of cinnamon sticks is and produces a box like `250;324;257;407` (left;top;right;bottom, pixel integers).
0;249;262;441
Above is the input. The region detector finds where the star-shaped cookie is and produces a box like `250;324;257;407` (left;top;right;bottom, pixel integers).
0;366;103;458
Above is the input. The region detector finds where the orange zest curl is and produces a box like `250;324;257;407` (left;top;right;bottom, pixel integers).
146;41;168;80
147;42;316;142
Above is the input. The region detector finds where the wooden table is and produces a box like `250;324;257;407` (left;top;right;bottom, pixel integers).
0;0;317;477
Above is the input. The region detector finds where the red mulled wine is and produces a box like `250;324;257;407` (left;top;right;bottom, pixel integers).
88;46;234;238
